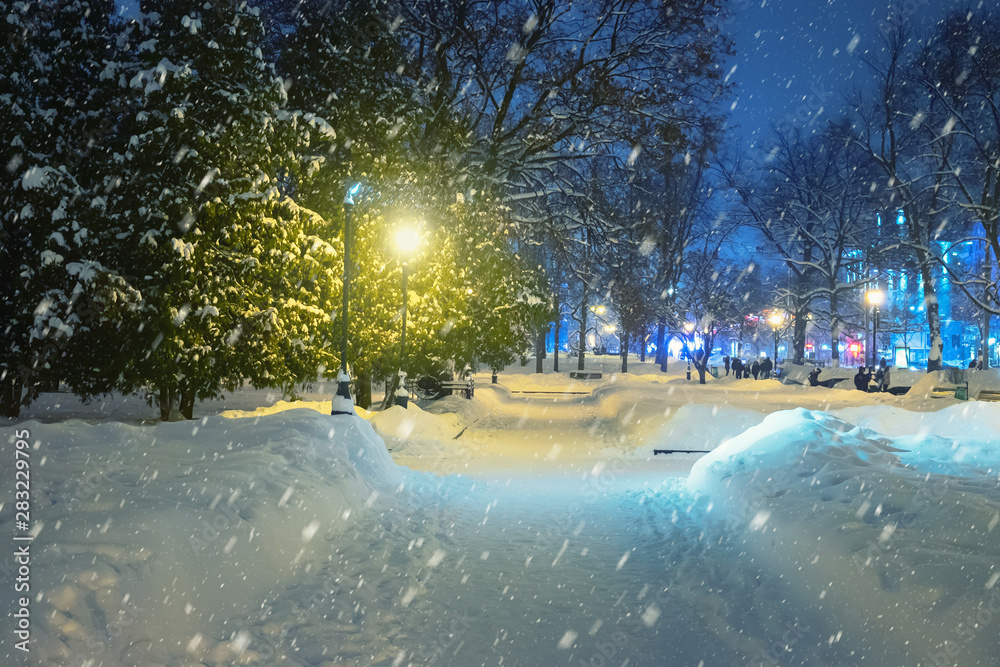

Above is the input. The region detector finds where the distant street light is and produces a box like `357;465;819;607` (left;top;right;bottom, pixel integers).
684;322;695;380
332;182;362;416
394;226;421;408
604;323;619;354
866;289;884;367
768;311;783;365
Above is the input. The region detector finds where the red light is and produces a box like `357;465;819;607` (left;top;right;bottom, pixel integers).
805;343;814;350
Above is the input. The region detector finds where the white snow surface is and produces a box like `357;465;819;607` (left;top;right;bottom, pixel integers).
3;356;1000;666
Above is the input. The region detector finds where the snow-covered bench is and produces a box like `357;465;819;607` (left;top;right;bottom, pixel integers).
407;375;474;400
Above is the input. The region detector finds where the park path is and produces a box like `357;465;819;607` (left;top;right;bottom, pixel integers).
258;394;775;667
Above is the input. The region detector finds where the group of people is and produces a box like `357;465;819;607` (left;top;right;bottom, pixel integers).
723;355;775;380
853;358;892;392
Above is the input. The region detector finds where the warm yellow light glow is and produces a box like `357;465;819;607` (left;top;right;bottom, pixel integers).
768;312;783;327
684;322;695;333
590;305;606;315
395;227;421;255
604;324;616;333
866;289;884;306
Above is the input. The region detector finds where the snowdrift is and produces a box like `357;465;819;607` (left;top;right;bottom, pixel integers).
689;407;1000;665
2;410;401;665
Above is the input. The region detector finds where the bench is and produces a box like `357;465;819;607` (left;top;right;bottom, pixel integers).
929;385;966;399
440;377;474;399
569;371;603;380
406;375;474;400
978;390;1000;402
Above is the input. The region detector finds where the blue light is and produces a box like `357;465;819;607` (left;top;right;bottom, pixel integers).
344;182;362;205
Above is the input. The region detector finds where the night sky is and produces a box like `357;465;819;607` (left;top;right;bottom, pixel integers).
724;0;951;145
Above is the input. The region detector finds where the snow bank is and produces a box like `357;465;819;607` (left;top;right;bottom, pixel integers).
3;410;401;665
645;404;765;454
689;408;1000;665
369;401;463;442
220;398;373;420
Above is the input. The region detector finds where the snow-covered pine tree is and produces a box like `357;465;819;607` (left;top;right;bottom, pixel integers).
106;0;338;418
279;0;420;220
0;0;138;417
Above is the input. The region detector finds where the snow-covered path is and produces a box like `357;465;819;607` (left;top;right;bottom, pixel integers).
258;467;764;667
387;386;701;480
254;392;783;666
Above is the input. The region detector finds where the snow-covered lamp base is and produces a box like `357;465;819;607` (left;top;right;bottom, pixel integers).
394;371;409;409
331;369;355;416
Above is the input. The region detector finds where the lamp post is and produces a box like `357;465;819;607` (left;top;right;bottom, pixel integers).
332;182;361;416
768;311;783;367
684;322;695;380
394;226;420;408
604;324;619;352
866;289;884;367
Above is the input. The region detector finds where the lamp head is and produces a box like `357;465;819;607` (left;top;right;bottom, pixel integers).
684;322;695;333
768;312;783;326
395;227;421;256
344;182;361;205
866;289;884;306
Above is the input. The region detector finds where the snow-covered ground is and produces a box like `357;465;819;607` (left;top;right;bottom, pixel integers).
3;357;1000;666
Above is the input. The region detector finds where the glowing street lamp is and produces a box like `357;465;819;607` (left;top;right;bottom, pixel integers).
394;225;421;408
603;323;618;352
768;311;784;366
332;182;362;416
684;322;695;380
866;289;884;367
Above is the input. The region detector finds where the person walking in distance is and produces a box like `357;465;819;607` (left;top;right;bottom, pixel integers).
854;366;872;391
760;355;773;380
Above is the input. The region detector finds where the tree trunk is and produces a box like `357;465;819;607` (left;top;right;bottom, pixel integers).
982;308;991;370
1;377;23;418
982;244;992;369
381;373;400;410
919;261;944;371
639;327;646;362
553;312;560;373
655;318;666;368
829;289;841;368
621;331;629;373
179;384;195;420
792;308;808;363
355;368;372;409
577;294;587;371
659;333;669;373
157;385;173;421
535;326;547;373
695;348;708;384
